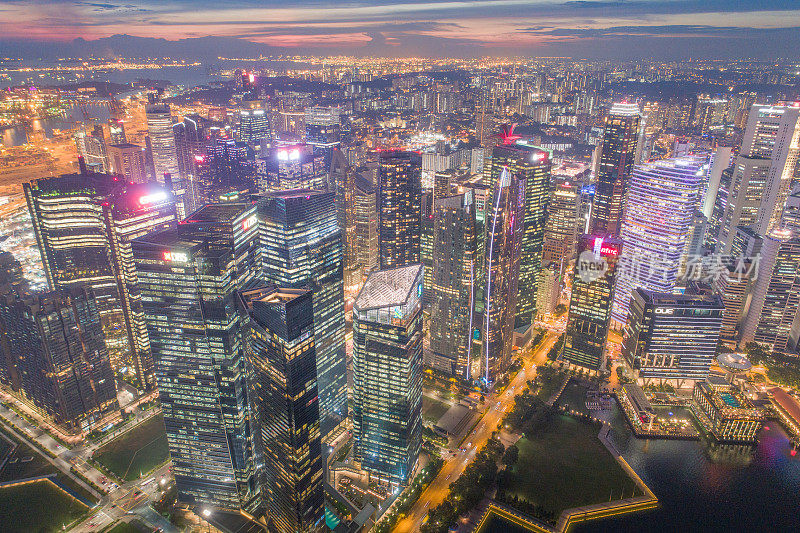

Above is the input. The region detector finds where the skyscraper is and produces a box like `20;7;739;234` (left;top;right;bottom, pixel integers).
257;144;327;192
717;104;800;253
428;192;478;379
0;285;118;432
237;109;271;146
590;102;640;236
741;229;800;354
257;191;347;439
610;156;706;325
108;118;126;144
24;172;179;387
103;183;178;388
563;235;622;370
483;168;525;381
131;214;260;513
353;264;423;487
146;102;180;180
238;286;324;533
378;150;422;269
146;102;187;218
542;177;580;266
74;126;109;173
354;174;379;282
488;143;551;328
108;143;147;184
621;289;724;383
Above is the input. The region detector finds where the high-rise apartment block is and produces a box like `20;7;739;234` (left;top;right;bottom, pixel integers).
108;143;147;184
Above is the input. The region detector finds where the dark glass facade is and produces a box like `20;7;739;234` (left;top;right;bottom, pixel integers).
131;204;261;512
563;235;622;370
0;286;118;432
590;104;640;237
428;193;478;380
239;287;324;533
483;168;525;382
25;172;177;389
257;190;347;439
622;289;724;382
485;143;551;328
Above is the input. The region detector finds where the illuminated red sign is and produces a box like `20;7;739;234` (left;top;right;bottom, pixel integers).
163;251;188;262
242;214;257;231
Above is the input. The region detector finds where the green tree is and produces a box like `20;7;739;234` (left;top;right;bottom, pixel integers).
502;444;519;467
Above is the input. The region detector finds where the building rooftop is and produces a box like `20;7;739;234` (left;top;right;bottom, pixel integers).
355;264;423;311
610;102;640;116
183;203;253;224
636;289;724;309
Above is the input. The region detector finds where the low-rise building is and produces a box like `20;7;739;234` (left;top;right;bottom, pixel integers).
693;376;764;442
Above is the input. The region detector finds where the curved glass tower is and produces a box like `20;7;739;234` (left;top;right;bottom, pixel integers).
610;156;706;325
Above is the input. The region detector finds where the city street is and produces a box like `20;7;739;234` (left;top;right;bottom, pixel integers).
0;392;174;532
393;331;560;533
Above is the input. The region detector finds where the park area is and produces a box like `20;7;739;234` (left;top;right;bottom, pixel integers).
94;413;169;481
0;480;90;532
422;395;451;422
498;413;642;522
0;430;97;504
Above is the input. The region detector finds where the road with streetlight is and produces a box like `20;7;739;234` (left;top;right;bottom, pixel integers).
392;331;559;533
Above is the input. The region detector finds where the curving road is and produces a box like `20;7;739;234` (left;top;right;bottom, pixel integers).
393;331;559;533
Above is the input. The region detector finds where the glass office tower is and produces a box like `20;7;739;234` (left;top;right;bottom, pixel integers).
0;286;119;432
131;205;261;512
483;168;525;382
378;150;422;269
610;156;706;326
622;289;724;383
484;143;551;328
257;190;347;439
590;102;640;237
239;287;324;533
353;265;423;487
563;235;622;370
25;171;177;389
428;192;478;380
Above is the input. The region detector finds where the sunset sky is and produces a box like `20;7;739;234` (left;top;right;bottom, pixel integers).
1;1;799;58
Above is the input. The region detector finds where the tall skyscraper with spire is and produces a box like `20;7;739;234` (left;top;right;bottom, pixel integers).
590;102;640;237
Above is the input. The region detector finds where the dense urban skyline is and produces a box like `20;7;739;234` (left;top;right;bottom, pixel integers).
1;6;800;533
